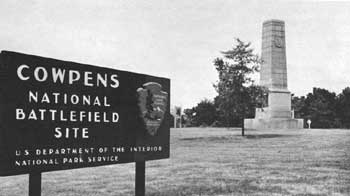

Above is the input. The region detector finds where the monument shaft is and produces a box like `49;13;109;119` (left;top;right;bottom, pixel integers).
261;20;287;90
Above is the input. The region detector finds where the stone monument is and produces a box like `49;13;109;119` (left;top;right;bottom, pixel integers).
244;19;304;129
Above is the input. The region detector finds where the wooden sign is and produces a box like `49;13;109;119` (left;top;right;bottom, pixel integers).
0;51;170;176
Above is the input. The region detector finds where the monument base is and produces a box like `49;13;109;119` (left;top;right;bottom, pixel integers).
244;118;304;130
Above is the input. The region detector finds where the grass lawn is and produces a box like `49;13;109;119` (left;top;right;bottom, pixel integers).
1;128;349;196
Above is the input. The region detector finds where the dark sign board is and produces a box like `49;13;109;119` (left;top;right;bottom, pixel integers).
0;51;170;176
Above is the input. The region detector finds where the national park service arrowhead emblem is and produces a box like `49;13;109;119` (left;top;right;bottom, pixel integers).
137;82;168;136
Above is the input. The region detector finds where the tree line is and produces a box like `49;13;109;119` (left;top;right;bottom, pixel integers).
182;38;350;129
183;87;350;128
292;87;350;128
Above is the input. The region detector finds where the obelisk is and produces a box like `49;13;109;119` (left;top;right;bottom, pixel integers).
244;19;303;129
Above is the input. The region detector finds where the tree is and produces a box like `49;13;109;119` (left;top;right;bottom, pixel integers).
336;87;350;128
184;99;217;127
303;88;338;128
292;95;306;119
183;108;195;127
213;38;264;128
246;84;268;115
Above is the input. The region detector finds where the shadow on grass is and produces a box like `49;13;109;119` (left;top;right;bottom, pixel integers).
147;179;288;196
180;136;239;142
179;134;294;143
180;134;293;142
245;134;292;139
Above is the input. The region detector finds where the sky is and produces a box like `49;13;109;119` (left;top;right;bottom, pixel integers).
0;0;349;109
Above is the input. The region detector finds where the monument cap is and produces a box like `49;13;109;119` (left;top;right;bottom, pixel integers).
263;19;285;25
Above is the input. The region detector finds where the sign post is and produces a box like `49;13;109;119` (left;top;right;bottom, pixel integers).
135;161;145;196
0;51;170;195
29;172;41;196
